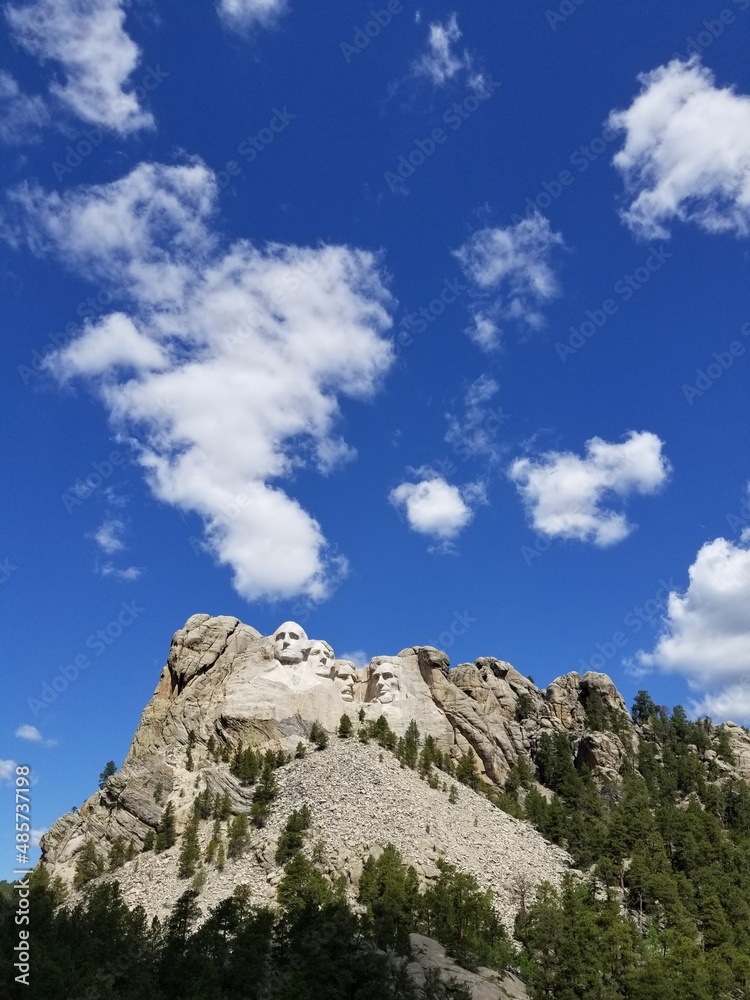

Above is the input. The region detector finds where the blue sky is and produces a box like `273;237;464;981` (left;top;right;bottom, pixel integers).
2;0;750;873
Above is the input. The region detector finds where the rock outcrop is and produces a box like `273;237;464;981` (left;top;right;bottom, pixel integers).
40;612;750;941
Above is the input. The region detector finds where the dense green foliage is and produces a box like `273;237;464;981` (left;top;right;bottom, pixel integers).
508;700;750;999
7;694;750;999
3;858;477;1000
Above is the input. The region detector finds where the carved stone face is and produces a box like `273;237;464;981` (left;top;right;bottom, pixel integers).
307;641;335;680
371;661;401;704
273;622;309;665
334;661;357;702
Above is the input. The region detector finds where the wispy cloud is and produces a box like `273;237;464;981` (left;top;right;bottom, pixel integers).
5;0;153;134
217;0;288;34
454;212;565;351
0;70;49;145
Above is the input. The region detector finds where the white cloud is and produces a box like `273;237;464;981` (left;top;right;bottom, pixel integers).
0;760;17;783
100;563;142;581
509;431;671;546
339;649;368;668
0;70;49;144
454;212;564;351
390;475;481;545
636;523;750;723
31;828;47;848
609;58;750;239
9;160;394;602
445;373;505;462
414;13;464;85
93;518;125;554
54;313;170;378
5;0;153;134
14;724;56;746
15;724;42;741
217;0;288;33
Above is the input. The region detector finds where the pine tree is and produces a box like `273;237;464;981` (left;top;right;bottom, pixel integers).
178;808;201;879
214;792;232;821
98;760;117;790
73;841;105;887
108;837;128;870
205;818;222;864
448;784;459;804
142;829;155;852
227;813;250;859
310;720;329;750
456;749;479;790
155;802;177;852
338;714;353;738
275;805;311;864
402;720;420;769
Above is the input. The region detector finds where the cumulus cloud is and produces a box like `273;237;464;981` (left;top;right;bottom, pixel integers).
454;212;564;351
636;522;750;722
390;474;483;547
0;70;49;144
5;0;153;134
217;0;288;33
15;724;55;746
15;724;42;741
6;160;394;602
445;373;506;462
609;58;750;239
509;431;671;546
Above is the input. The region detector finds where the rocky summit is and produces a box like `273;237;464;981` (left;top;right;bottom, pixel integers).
40;614;750;992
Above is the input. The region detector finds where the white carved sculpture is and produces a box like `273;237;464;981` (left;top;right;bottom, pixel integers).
273;622;309;665
368;660;404;704
334;660;358;703
306;640;335;680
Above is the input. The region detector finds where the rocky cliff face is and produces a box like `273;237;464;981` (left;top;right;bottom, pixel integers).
40;613;750;926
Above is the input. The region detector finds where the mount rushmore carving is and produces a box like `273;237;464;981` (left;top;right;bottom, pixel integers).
221;620;416;732
264;621;407;705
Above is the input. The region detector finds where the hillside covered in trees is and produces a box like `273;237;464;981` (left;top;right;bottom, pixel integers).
3;691;750;1000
